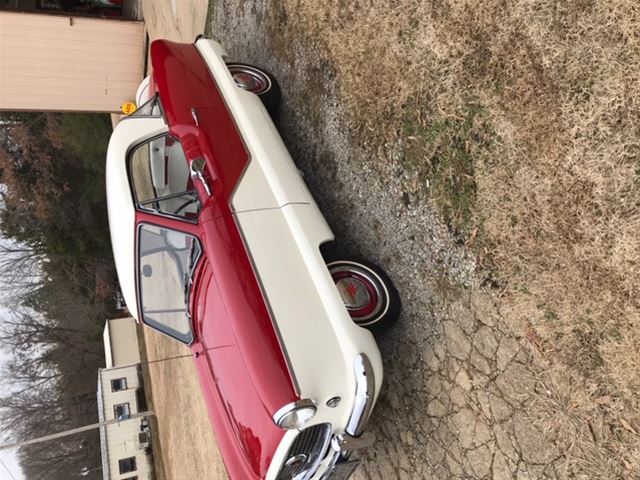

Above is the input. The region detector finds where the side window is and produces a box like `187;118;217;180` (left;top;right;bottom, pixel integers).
111;378;127;392
130;94;162;117
137;224;200;344
118;457;137;474
129;134;200;220
114;403;131;420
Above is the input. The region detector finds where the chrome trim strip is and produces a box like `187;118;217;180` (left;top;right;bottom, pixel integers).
273;398;317;428
345;354;375;437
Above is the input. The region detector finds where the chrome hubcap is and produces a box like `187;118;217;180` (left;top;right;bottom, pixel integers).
336;277;370;309
229;66;269;94
329;262;387;325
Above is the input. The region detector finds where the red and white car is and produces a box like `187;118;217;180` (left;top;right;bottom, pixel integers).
106;37;400;480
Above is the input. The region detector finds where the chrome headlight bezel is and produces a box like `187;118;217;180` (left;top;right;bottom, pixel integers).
273;398;318;430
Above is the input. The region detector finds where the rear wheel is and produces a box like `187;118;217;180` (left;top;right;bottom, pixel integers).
327;258;401;333
226;63;281;114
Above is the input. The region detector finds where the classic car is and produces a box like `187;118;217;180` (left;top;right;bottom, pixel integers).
106;36;400;480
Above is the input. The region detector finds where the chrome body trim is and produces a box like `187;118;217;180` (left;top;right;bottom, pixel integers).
189;158;212;197
190;107;200;126
345;354;375;437
330;432;375;453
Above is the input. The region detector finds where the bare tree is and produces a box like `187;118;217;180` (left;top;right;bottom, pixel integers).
0;111;114;479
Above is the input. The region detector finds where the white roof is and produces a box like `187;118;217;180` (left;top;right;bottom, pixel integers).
103;323;114;368
106;116;167;320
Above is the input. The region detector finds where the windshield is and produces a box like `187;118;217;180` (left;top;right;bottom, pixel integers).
129;134;200;221
137;223;201;344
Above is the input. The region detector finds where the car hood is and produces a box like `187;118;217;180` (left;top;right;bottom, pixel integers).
191;257;294;477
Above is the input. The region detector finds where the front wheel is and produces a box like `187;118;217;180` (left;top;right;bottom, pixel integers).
226;63;281;114
327;258;401;333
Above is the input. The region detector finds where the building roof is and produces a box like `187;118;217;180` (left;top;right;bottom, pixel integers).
102;316;141;368
103;325;114;369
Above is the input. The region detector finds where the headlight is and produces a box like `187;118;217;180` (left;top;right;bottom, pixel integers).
273;399;317;430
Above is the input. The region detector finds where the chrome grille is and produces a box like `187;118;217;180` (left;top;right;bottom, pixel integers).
276;423;331;480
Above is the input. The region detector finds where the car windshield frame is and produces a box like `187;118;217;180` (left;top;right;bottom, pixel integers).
126;132;201;224
123;93;164;119
136;222;201;344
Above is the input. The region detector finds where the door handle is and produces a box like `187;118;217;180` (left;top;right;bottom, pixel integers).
190;158;212;197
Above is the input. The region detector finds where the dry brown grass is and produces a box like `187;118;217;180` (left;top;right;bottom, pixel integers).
282;0;640;476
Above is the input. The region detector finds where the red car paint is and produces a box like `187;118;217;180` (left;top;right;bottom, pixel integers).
141;40;299;478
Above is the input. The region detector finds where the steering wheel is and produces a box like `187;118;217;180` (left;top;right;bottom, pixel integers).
173;197;198;215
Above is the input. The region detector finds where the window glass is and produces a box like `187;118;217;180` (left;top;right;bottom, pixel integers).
118;457;136;474
111;378;127;392
130;94;163;117
114;403;131;421
137;224;200;344
129;135;200;220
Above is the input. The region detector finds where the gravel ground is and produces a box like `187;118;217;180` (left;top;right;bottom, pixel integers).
206;2;566;479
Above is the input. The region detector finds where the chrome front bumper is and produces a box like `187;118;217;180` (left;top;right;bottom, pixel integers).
270;352;379;480
345;354;375;437
317;353;377;480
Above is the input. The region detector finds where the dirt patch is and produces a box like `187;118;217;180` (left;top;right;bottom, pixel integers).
141;0;208;42
141;327;227;480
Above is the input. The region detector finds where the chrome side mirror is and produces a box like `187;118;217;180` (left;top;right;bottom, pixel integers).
190;158;211;196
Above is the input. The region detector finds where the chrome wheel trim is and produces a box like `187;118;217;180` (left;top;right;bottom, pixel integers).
335;276;371;309
327;260;391;326
228;64;272;94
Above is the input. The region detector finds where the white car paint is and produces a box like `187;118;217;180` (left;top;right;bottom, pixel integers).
106;115;168;319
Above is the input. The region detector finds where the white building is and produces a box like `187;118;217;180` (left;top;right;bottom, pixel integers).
97;317;154;480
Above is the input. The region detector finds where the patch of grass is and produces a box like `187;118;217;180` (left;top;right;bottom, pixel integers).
539;305;558;322
401;104;496;234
